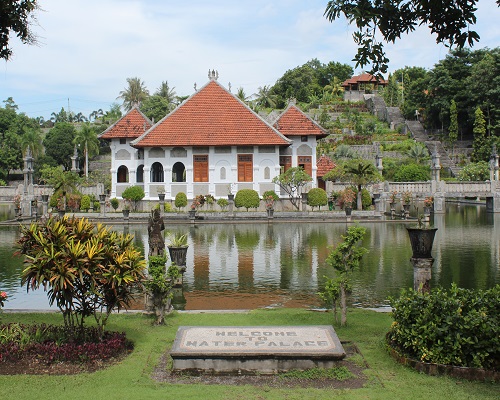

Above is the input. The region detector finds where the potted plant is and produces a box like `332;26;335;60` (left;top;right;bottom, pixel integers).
341;187;356;216
122;200;131;218
13;194;21;215
227;184;234;201
264;194;275;217
167;232;189;267
402;191;412;212
389;191;398;209
57;196;66;218
423;196;433;214
406;216;438;259
157;186;165;201
189;199;200;218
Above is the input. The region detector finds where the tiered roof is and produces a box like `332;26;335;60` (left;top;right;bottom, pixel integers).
99;107;152;139
272;104;328;138
316;154;336;177
132;80;290;148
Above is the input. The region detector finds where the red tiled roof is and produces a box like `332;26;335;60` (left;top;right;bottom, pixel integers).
132;80;290;148
316;154;336;177
272;105;327;137
342;73;387;86
99;107;152;139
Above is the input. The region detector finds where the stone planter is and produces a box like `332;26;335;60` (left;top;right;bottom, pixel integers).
158;193;165;201
41;194;49;203
406;227;438;259
168;246;188;267
227;194;234;201
188;210;197;219
122;209;130;218
266;208;274;218
345;206;352;216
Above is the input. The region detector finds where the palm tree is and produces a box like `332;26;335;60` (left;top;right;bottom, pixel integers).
73;123;99;177
236;87;248;102
344;160;381;210
19;127;43;158
117;77;149;111
406;143;429;163
155;81;176;102
255;85;277;109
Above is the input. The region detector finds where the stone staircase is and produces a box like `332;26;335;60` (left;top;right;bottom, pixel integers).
405;120;461;177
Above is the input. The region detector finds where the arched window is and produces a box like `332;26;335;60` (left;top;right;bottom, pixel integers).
172;162;186;182
117;165;129;183
264;166;270;179
220;166;226;180
151;162;164;182
136;165;144;183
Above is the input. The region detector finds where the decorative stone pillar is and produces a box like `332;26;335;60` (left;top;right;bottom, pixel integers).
99;194;106;218
431;148;441;182
489;145;499;181
41;194;49;217
23;146;34;195
228;193;234;217
411;257;434;293
301;192;308;212
71;145;79;173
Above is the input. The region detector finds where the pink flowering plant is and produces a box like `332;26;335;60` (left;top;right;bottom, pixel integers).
13;194;21;209
264;195;275;210
424;196;434;207
389;191;398;203
0;291;7;308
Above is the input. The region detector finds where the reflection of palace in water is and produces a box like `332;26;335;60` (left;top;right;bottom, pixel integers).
1;205;499;310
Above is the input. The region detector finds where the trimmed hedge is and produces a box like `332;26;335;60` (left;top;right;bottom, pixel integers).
234;189;260;210
307;188;328;210
387;284;499;370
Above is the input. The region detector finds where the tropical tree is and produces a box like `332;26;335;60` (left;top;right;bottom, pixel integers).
236;87;248;102
117;77;150;111
324;0;493;75
0;0;39;60
39;165;81;196
140;95;171;122
50;107;69;123
272;166;312;210
17;216;146;334
155;80;177;106
255;85;277;109
322;225;367;326
43;122;77;169
405;143;429;164
471;107;489;162
74;123;100;177
18;126;43;158
448;100;458;154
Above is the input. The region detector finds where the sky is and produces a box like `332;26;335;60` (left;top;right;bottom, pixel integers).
1;0;499;120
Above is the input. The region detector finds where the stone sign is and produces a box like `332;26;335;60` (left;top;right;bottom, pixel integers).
170;325;345;374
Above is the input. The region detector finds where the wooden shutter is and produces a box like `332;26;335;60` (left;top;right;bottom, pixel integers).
280;156;292;173
238;154;253;182
298;156;312;176
193;155;208;182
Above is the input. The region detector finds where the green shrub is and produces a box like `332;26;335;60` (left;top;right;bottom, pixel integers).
457;161;489;181
121;186;145;211
262;190;279;202
387;284;500;370
234;189;260;210
217;198;228;211
307;188;328;210
393;163;430;182
110;198;119;211
80;195;91;211
174;192;188;209
359;188;372;210
164;202;173;213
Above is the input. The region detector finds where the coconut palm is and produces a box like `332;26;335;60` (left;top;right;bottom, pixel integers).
117;77;150;111
73;123;99;177
406;143;429;163
236;87;248;102
19;127;43;158
343;159;381;210
255;85;277;109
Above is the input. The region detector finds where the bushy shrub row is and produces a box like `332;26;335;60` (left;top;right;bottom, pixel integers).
387;284;499;370
0;323;131;364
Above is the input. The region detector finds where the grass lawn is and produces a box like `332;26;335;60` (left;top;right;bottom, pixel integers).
0;308;498;400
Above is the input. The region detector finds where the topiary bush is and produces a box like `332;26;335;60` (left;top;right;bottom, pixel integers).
121;186;145;211
307;188;328;210
217;198;228;211
234;189;260;211
387;284;500;370
80;195;91;212
110;198;119;211
174;192;188;210
393;163;430;182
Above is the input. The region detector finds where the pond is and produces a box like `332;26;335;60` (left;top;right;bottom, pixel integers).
0;204;498;310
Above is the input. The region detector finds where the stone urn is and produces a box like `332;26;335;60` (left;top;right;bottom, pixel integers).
227;194;234;201
168;246;188;267
158;193;165;201
122;209;130;218
345;206;352;216
266;208;274;218
406;227;438;259
188;209;197;219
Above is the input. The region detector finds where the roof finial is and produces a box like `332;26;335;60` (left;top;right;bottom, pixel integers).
194;82;197;92
208;69;219;81
228;82;231;92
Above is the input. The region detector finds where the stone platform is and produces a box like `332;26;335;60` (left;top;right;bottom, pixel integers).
170;325;345;374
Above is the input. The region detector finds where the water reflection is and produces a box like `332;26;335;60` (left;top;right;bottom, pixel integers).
1;205;499;310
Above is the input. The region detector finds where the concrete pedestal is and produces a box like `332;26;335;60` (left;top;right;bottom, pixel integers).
410;257;434;293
